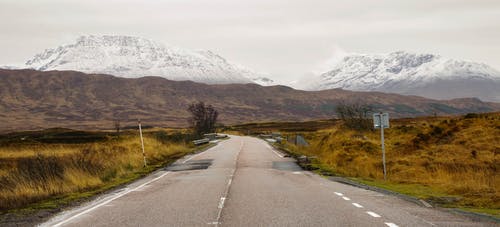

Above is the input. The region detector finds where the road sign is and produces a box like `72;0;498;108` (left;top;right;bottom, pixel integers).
373;113;389;180
373;113;389;129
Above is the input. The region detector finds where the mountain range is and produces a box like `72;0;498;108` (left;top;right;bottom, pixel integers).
300;51;500;102
20;35;275;86
0;69;498;132
5;35;499;103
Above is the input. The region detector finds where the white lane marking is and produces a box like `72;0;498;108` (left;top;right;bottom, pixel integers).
292;171;302;174
419;199;433;208
385;223;399;227
264;142;284;158
218;197;226;209
181;139;223;164
352;203;363;208
334;192;343;196
342;196;351;201
269;148;284;158
182;151;206;164
46;171;171;227
213;140;243;227
366;211;381;218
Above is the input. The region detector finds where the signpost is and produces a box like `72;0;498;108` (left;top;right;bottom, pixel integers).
138;119;147;167
373;113;389;180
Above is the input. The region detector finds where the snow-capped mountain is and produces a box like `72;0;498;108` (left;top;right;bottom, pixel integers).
21;35;273;85
300;51;500;102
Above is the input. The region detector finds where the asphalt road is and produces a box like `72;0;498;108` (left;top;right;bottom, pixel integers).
41;136;495;227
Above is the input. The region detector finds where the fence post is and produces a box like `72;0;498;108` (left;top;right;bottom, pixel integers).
138;119;147;167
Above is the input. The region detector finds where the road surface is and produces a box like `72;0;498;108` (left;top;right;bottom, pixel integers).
41;136;495;227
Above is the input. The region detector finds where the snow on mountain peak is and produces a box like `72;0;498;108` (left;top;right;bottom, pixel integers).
300;50;500;102
23;35;273;85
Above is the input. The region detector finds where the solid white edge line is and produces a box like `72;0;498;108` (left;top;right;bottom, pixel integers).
183;146;214;163
342;196;351;201
270;148;284;158
352;203;363;208
264;142;284;158
48;171;171;227
366;211;381;218
385;223;399;227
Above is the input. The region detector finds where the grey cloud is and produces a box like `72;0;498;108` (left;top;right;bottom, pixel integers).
1;0;499;82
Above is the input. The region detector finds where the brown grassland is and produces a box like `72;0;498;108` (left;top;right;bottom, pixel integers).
0;128;203;213
230;112;500;216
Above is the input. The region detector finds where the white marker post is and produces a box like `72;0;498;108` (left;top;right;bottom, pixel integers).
373;113;389;180
138;119;147;167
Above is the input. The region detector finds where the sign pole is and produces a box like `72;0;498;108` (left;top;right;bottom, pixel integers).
379;114;387;181
138;119;147;167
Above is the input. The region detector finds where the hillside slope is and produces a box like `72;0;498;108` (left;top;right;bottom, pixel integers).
0;69;499;131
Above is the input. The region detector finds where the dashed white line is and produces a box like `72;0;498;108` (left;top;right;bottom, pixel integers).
292;171;302;174
213;141;243;226
218;197;226;209
342;196;351;201
366;211;381;218
352;203;363;208
385;223;399;227
334;192;343;196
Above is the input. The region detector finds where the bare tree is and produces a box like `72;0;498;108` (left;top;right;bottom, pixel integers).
187;102;219;137
335;102;373;131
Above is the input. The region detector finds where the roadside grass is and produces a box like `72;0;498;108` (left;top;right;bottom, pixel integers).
244;112;500;217
0;128;204;214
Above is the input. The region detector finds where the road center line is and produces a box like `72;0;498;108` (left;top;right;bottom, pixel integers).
366;211;381;218
218;197;226;209
342;196;351;201
334;192;343;196
385;223;399;227
213;140;243;226
352;203;363;208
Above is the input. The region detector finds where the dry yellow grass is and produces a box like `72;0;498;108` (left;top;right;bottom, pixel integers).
0;130;195;212
278;113;499;211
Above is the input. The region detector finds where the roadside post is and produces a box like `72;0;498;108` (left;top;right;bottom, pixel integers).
138;119;147;167
373;112;389;180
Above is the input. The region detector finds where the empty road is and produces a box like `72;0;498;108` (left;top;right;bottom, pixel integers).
41;136;494;227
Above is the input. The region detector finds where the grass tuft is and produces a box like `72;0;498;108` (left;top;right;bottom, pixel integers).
0;129;199;213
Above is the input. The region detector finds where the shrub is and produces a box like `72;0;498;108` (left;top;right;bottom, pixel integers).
335;102;373;131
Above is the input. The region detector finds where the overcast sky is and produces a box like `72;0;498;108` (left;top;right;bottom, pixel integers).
1;0;500;83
